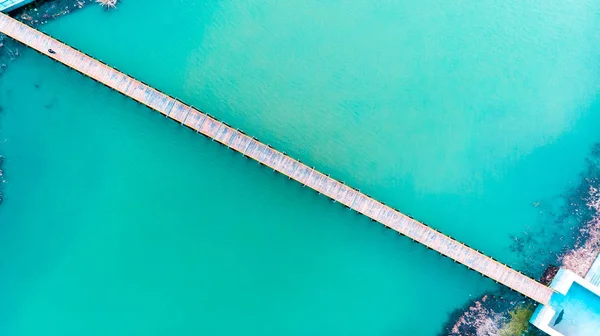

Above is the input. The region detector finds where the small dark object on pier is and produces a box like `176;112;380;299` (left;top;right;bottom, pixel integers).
48;48;55;54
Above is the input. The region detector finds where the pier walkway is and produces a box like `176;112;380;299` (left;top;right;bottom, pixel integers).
0;13;554;305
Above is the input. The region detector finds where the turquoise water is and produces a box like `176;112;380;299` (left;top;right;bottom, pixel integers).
1;0;600;334
550;284;600;335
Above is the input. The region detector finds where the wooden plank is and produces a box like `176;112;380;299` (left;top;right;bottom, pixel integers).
169;102;189;123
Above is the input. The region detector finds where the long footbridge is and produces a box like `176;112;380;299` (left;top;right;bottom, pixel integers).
0;13;555;305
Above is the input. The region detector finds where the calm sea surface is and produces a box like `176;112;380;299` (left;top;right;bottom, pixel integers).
1;0;600;334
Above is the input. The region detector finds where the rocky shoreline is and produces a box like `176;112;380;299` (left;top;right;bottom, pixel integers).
445;291;541;336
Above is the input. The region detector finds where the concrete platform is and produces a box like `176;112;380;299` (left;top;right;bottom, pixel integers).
0;0;34;13
531;264;600;335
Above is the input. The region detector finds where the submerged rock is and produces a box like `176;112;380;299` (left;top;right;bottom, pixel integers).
540;265;560;286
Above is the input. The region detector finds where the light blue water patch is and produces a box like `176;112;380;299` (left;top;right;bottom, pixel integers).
550;283;600;336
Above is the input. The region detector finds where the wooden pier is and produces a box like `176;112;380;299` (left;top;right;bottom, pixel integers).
0;13;554;305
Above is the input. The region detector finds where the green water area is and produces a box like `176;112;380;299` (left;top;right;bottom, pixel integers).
1;1;599;334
